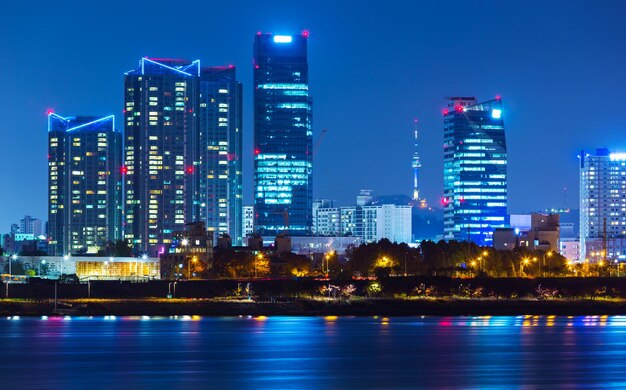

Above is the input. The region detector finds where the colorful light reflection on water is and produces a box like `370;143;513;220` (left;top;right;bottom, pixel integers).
1;315;626;388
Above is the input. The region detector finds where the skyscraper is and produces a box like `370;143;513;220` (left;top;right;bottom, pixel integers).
198;67;243;245
253;32;313;236
48;113;122;256
579;149;626;261
124;58;243;255
124;58;200;255
443;96;507;246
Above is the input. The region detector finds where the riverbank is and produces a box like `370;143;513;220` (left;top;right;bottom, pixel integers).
2;297;626;316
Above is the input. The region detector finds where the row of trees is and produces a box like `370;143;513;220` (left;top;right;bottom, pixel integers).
346;239;572;278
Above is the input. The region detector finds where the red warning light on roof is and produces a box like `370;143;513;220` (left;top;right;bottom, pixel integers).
440;197;449;206
442;109;449;116
455;106;463;112
254;148;261;155
46;108;54;115
121;166;128;175
186;166;194;174
302;30;310;38
495;95;502;100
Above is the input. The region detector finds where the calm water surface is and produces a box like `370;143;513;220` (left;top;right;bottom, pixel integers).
1;315;626;389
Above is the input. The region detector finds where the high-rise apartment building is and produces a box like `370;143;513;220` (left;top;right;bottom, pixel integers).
48;113;122;256
253;33;313;236
443;97;507;246
19;215;42;236
579;148;626;260
123;58;242;255
198;67;243;245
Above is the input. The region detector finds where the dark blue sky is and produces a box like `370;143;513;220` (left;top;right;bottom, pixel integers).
1;0;626;232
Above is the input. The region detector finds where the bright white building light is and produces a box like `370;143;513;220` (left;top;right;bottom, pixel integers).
609;153;626;161
273;35;293;43
491;109;502;119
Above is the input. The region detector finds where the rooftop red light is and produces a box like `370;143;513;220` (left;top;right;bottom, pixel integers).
186;166;194;174
46;108;54;115
254;148;260;155
495;95;502;100
120;166;128;175
455;106;463;112
302;30;310;38
442;109;449;116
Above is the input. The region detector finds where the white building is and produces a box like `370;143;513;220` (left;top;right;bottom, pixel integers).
243;206;254;237
363;205;412;244
579;149;626;261
560;239;580;262
312;199;340;236
312;203;412;244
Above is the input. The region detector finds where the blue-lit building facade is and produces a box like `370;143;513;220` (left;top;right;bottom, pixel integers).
253;33;313;236
443;97;508;246
48;113;122;256
124;58;243;255
579;148;626;261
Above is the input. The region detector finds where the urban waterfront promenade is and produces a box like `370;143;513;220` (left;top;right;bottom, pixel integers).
3;275;626;316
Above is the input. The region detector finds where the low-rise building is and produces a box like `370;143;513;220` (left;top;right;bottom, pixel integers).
560;239;580;262
159;222;213;279
0;255;160;280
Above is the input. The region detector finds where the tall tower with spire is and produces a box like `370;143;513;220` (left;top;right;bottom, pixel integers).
411;118;427;208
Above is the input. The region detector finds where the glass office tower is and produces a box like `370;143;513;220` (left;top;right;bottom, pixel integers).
198;66;243;245
443;97;507;246
253;33;313;236
48;113;122;256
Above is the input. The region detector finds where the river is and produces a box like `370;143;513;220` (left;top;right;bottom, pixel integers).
1;316;625;388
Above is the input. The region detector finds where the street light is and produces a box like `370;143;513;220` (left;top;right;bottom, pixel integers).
168;281;178;298
541;251;553;277
39;259;46;277
188;256;197;280
10;254;17;276
324;252;332;276
521;257;531;277
255;253;264;278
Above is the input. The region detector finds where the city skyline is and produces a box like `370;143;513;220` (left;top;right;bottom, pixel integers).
2;1;626;232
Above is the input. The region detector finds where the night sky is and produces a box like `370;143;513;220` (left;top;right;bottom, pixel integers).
1;0;626;233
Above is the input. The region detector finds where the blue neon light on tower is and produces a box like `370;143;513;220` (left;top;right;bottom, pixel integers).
253;32;313;236
442;96;508;246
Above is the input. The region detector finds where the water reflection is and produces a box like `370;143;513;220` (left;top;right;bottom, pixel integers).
0;316;625;388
